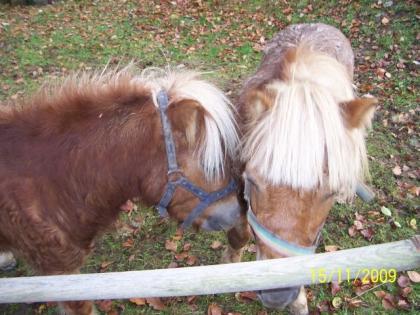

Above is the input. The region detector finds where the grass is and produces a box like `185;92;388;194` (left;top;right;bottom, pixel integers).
0;0;418;314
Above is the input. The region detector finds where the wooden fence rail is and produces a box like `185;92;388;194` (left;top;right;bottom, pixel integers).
0;236;419;303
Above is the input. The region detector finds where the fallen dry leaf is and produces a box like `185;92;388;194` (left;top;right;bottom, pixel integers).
165;239;178;252
236;291;258;302
146;297;166;311
407;270;420;283
186;255;197;266
122;238;134;248
360;227;375;241
210;240;223;250
392;165;402;176
400;287;412;297
354;220;364;230
374;290;387;299
331;281;341;295
348;225;357;237
332;296;342;309
397;297;410;310
325;245;339;252
382;294;396;310
129;298;146;306
183;242;192;251
381;16;390;25
207;302;223;315
100;260;113;272
397;275;410;288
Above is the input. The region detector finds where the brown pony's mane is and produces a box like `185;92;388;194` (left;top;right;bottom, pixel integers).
0;67;151;137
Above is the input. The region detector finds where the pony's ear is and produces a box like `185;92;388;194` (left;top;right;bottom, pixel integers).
245;88;277;122
340;97;377;129
168;99;205;147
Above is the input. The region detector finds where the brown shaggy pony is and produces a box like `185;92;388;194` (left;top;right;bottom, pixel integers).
0;66;242;314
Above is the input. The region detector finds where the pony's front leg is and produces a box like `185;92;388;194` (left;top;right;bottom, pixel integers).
221;214;250;263
0;251;16;272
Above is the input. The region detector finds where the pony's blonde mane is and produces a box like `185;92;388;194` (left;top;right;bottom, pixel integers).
242;46;369;200
133;67;239;182
8;65;238;183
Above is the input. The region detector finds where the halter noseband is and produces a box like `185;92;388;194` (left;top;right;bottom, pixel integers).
244;178;319;256
155;90;237;229
244;178;374;256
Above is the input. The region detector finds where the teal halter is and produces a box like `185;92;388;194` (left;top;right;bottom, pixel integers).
246;208;317;256
244;177;318;256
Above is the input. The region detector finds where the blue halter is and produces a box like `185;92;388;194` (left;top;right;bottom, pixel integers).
155;90;237;229
243;178;318;256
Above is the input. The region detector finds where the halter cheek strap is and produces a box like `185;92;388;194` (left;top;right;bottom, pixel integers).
155;90;237;229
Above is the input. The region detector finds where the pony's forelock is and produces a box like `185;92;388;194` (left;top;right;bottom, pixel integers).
242;47;369;200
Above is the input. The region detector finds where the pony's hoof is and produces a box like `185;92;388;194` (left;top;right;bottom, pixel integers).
0;252;16;272
221;247;243;263
288;286;309;315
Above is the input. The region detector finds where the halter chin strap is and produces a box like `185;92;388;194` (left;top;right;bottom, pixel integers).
155;90;237;229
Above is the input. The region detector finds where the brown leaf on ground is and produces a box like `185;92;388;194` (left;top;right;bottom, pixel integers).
122;238;134;248
186;255;198;266
238;291;258;302
392;165;402;176
325;245;339;252
397;275;411;288
400;287;412;297
348;225;357;237
165;239;178;252
129;298;146;306
96;300;113;312
374;290;387;299
354;220;364;230
175;252;188;261
100;260;113;272
331;281;341;295
382;293;396;310
397;297;410;310
146;298;166;311
210;240;223;249
360;227;375;241
183;242;192;251
407;270;420;283
207;302;223;315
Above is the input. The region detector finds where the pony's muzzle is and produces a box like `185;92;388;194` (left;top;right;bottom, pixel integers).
257;286;300;309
